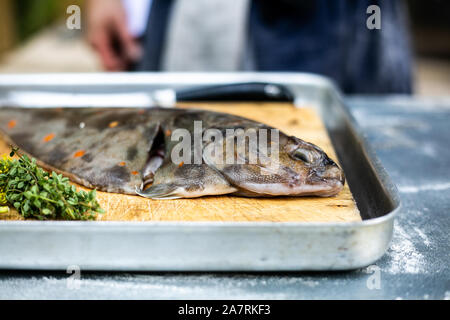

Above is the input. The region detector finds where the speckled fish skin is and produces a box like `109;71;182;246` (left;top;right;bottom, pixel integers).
0;107;345;198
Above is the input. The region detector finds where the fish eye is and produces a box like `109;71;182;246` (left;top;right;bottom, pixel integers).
293;148;312;163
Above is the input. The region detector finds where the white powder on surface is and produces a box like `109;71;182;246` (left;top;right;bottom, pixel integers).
384;222;426;274
413;227;431;247
398;182;450;194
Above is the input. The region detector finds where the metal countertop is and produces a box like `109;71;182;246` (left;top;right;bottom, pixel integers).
0;96;448;300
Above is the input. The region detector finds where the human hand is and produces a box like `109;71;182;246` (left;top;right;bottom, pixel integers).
86;0;142;71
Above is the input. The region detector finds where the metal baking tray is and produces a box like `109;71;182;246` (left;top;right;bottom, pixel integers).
0;72;400;271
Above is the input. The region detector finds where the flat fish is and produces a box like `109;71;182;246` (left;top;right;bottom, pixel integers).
0;107;345;199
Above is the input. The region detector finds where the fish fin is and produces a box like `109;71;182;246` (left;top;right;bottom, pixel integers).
0;108;165;194
137;161;238;199
135;184;182;200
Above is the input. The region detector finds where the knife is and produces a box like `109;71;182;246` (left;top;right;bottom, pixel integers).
1;82;294;108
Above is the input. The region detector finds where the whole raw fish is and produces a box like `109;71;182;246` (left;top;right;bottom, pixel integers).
0;107;344;198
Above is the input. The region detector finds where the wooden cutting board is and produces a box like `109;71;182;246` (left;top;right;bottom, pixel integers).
0;103;360;222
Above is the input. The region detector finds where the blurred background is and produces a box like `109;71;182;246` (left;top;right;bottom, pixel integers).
0;0;448;95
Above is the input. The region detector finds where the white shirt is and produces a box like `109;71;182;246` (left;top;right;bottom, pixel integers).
122;0;152;37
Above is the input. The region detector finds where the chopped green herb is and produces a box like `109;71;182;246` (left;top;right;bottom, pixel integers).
0;147;104;220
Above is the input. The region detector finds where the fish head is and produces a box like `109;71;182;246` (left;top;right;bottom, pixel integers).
274;135;345;196
204;130;345;197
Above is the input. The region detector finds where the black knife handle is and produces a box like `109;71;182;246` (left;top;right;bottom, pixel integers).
175;82;294;102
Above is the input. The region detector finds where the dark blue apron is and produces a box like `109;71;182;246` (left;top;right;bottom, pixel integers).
138;0;412;94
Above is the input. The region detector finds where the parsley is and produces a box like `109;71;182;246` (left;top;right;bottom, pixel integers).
0;147;104;220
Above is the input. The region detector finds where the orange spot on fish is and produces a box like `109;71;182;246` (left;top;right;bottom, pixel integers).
118;161;126;166
74;150;85;158
178;161;184;167
165;130;172;136
131;171;139;175
109;121;119;128
7;120;16;129
43;133;55;142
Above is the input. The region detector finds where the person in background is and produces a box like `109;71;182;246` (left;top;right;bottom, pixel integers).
86;0;412;94
86;0;148;71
